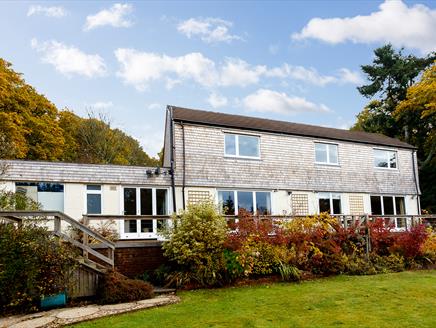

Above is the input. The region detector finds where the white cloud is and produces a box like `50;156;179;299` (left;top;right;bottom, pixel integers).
177;17;243;43
114;48;218;91
243;89;330;115
84;3;133;31
88;101;113;109
220;58;267;87
27;5;67;18
31;38;107;78
114;48;361;91
268;44;279;55
207;92;228;108
292;0;436;54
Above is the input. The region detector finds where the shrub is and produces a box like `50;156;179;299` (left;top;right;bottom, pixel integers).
0;223;77;314
390;224;429;259
97;270;154;304
223;249;244;283
0;190;40;210
236;238;279;276
162;202;228;287
371;254;406;273
422;229;436;263
277;262;301;282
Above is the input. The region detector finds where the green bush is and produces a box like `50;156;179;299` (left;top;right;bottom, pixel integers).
162;202;228;287
0;223;77;314
277;262;301;282
223;249;244;283
97;271;154;304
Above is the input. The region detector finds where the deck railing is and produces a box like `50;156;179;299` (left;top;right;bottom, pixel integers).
0;211;115;269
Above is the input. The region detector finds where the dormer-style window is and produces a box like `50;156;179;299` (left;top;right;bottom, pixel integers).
374;149;397;169
315;142;338;165
224;133;260;159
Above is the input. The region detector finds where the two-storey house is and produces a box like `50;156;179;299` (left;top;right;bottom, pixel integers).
0;105;421;240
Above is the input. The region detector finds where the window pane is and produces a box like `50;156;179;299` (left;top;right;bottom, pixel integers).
370;196;382;215
383;196;394;215
374;150;388;168
389;152;397;168
328;145;338;164
395;197;405;215
237;191;254;213
140;219;153;233
124;220;137;233
140;189;153;215
315;143;327;163
238;135;259;157
87;185;101;191
332;198;341;214
319;198;330;213
156;189;168;215
218;191;235;215
256;192;271;215
225;134;236;156
87;194;101;214
124;188;137;215
36;183;64;192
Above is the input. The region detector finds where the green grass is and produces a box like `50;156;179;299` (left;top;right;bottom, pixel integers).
72;270;436;328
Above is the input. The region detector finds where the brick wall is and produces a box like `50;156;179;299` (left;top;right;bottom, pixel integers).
95;244;168;278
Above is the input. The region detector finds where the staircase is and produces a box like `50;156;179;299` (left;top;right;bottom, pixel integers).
0;210;115;297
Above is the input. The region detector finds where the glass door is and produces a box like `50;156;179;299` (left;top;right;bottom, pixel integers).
121;187;169;239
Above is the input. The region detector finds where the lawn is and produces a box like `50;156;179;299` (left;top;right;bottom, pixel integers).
72;270;436;328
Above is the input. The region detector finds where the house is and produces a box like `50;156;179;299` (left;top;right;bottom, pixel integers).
0;105;421;240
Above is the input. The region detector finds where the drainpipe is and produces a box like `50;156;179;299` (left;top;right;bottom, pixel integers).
169;107;177;213
181;122;186;210
411;150;421;214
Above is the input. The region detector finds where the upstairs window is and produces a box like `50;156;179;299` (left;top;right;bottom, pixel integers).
315;143;338;165
224;133;260;158
374;149;397;169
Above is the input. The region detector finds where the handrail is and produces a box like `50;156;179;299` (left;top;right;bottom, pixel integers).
0;210;115;269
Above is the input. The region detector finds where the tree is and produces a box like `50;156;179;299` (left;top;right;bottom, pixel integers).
353;45;435;141
0;58;160;166
395;64;436;212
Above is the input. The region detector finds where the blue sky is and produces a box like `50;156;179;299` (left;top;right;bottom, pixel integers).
1;1;435;157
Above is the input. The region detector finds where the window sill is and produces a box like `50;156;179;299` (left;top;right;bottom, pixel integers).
315;162;341;167
224;156;262;161
374;167;399;172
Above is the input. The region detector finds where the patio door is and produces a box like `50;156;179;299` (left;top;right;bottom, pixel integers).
121;187;168;239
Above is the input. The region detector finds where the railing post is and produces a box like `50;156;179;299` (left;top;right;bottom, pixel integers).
83;231;89;261
54;215;61;234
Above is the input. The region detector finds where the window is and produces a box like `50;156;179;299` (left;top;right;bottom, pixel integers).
374;149;397;169
318;192;342;214
122;187;169;237
315;143;338;165
16;182;64;211
370;195;406;228
218;190;271;215
86;185;101;214
224;133;260;158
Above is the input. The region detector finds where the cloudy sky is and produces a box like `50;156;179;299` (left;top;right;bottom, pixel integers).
1;1;435;157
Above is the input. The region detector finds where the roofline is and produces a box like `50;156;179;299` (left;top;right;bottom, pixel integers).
171;117;417;150
0;159;159;170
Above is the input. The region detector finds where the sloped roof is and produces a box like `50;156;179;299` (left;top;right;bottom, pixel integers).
170;106;415;150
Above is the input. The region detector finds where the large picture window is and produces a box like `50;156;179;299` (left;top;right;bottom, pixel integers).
224;133;260;158
315;143;338;165
370;195;406;228
374;149;397;169
318;192;342;214
218;190;271;215
15;182;64;211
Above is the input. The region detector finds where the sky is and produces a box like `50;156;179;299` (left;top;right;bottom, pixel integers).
0;1;435;157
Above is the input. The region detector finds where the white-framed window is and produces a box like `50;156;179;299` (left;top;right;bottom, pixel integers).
86;185;102;214
370;195;406;228
224;133;260;159
217;190;271;215
374;149;397;169
315;142;338;165
122;187;168;238
318;192;342;214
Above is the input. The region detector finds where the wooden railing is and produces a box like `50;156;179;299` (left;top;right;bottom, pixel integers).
0;211;115;270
